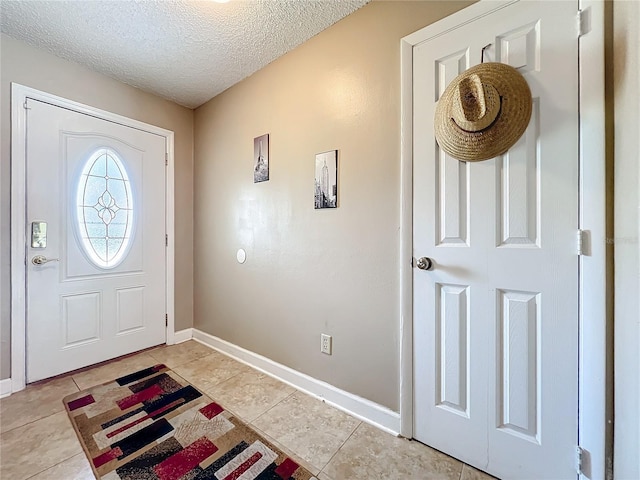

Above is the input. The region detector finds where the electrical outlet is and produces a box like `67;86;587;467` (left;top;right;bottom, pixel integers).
321;334;332;355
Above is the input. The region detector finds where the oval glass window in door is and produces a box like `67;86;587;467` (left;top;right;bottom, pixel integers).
76;148;134;268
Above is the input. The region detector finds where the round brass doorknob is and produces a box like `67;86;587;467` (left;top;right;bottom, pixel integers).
416;257;434;271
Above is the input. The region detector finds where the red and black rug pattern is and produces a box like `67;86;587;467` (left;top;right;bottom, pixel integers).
63;364;317;480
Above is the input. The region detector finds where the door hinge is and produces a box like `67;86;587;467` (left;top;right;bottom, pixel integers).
165;234;168;246
575;446;585;475
577;229;590;256
165;153;168;166
23;100;31;110
165;314;168;326
577;8;591;37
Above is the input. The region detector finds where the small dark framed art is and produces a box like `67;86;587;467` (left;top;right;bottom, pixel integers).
254;133;269;183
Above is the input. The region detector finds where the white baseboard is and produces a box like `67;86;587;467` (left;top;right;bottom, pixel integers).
173;328;194;344
0;378;12;398
191;328;401;435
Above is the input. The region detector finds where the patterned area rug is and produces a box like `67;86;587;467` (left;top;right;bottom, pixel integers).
63;364;317;480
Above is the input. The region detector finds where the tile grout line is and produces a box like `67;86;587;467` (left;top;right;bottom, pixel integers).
194;366;249;400
22;453;83;480
251;390;296;426
71;376;81;392
317;419;363;477
201;366;254;397
248;389;364;477
182;364;296;427
0;408;69;436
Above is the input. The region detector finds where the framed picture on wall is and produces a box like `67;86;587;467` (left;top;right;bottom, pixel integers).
314;150;338;209
254;133;269;183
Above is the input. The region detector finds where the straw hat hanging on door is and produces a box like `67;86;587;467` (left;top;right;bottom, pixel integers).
434;62;532;162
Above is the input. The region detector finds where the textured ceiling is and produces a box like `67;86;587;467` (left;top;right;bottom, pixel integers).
0;0;369;108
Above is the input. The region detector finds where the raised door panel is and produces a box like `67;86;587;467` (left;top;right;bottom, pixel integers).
496;100;541;248
436;284;470;415
434;50;471;247
497;289;540;442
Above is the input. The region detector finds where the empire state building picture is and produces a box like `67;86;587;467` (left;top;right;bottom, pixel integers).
314;150;338;209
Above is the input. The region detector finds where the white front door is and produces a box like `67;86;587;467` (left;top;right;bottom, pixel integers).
26;99;167;383
412;1;579;479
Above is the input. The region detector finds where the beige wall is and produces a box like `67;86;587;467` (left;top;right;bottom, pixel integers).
194;1;471;411
0;34;195;380
613;0;640;476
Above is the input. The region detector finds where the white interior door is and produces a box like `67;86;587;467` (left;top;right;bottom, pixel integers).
412;1;579;479
26;99;167;383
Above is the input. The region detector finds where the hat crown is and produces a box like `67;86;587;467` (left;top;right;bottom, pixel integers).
434;62;533;162
460;75;486;121
451;74;500;132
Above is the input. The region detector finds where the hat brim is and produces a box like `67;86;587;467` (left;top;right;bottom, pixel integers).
434;63;533;162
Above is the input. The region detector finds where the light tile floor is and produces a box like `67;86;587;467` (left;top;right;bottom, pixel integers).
0;341;496;480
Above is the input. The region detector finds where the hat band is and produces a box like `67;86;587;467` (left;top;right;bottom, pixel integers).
450;96;503;134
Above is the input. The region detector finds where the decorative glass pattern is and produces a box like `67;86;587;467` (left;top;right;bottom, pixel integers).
76;148;133;268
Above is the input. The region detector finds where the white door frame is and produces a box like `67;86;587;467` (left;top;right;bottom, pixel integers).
399;1;607;478
10;83;176;393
